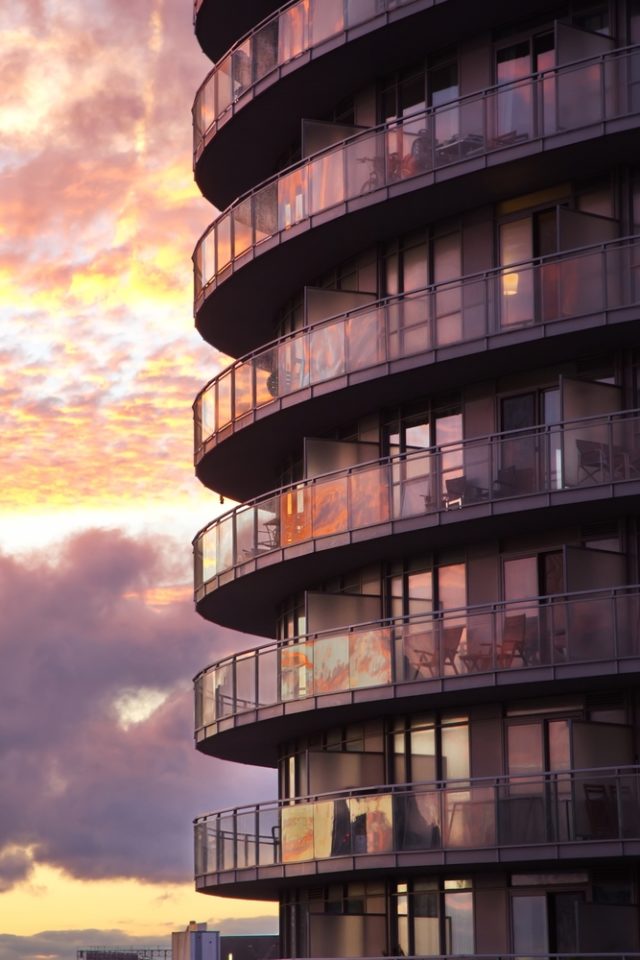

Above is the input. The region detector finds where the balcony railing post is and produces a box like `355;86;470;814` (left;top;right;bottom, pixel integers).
254;648;259;710
253;806;259;866
534;71;541;139
615;770;624;839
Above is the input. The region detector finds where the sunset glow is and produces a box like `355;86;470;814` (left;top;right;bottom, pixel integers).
0;1;268;955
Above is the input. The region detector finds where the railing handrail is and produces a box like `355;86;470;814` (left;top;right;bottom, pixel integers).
194;763;640;822
192;0;637;155
193;232;640;408
193;583;640;681
193;406;640;541
192;0;432;103
193;41;640;255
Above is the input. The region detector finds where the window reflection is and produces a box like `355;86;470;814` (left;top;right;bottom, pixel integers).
444;884;474;954
392;878;473;957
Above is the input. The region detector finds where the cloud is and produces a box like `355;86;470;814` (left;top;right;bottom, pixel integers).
0;0;221;516
0;529;275;889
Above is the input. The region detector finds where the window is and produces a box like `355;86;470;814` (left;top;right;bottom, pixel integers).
392;878;473;956
510;873;589;954
495;33;554;139
498;387;561;491
386;558;466;621
383;229;463;345
278;592;307;639
391;713;469;784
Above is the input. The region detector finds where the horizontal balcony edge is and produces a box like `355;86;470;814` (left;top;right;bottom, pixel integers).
193;587;640;764
194;766;640;895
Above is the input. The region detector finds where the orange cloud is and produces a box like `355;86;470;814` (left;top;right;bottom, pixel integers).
0;1;229;519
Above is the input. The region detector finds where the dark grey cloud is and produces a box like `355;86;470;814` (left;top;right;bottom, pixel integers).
0;529;275;889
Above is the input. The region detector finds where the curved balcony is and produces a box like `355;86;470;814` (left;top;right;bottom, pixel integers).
193;0;459;204
193;44;640;355
194;236;640;498
194;587;640;765
194;766;640;896
194;409;640;633
193;0;283;65
194;0;419;160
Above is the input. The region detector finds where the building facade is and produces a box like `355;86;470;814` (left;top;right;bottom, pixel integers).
190;0;640;956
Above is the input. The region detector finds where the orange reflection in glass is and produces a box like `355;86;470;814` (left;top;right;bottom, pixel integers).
281;803;314;862
281;487;312;544
350;627;392;688
351;466;389;527
280;642;314;701
278;0;310;62
351;795;394;853
314;633;349;694
233;362;253;418
312;476;348;537
216;215;232;271
278;168;308;230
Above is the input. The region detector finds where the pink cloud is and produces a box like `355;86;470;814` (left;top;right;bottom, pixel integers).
0;529;274;887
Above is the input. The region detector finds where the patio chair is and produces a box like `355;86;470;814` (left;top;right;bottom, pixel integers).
496;613;526;668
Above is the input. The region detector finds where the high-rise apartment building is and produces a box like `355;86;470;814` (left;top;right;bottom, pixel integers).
190;1;640;956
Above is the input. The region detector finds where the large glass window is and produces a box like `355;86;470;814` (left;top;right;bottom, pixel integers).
386;556;467;621
384;233;429;296
510;874;591;956
512;894;548;955
507;717;572;776
392;713;469;785
495;33;554;139
498;386;561;493
392;878;472;957
499;210;561;327
444;879;475;954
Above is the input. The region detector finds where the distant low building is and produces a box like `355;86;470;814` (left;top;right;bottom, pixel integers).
77;925;277;960
172;921;218;960
78;949;170;960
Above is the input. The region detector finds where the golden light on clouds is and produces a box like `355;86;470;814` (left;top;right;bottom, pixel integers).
2;862;276;938
0;0;223;535
0;0;260;948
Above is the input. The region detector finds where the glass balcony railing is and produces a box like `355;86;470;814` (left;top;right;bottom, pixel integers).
194;236;640;453
194;587;640;732
194;766;640;876
193;409;640;592
193;44;640;306
193;0;421;158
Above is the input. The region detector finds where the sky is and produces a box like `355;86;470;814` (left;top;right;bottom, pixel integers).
0;1;277;956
